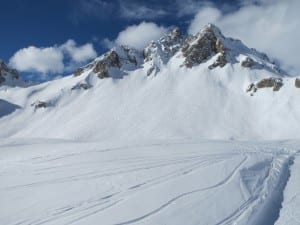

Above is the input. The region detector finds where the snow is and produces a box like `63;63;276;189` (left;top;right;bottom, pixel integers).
276;151;300;225
0;59;299;141
1;25;298;140
0;139;298;225
0;25;300;224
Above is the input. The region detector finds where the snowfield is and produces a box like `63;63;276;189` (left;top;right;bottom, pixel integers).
0;139;299;225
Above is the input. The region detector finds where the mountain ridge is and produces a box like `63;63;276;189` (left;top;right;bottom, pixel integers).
71;24;285;81
0;24;300;141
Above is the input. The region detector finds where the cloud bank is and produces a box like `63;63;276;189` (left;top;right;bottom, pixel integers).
9;40;97;75
188;0;300;74
114;22;167;50
60;40;97;63
9;46;64;74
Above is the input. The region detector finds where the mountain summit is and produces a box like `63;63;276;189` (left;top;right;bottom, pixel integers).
0;24;299;140
73;24;283;80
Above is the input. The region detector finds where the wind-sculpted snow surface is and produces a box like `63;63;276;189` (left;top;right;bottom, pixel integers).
276;150;300;225
0;139;298;225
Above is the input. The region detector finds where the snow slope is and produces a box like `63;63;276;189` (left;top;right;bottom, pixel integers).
0;26;300;141
0;139;298;225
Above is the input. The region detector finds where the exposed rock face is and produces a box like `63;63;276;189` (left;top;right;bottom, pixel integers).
105;51;121;68
182;25;227;68
92;51;121;79
0;60;19;84
121;46;138;65
256;78;283;91
246;83;257;95
143;42;157;62
71;83;90;90
146;65;160;76
143;27;183;61
31;101;47;109
143;27;184;76
208;54;227;70
242;57;256;68
73;46;142;79
71;24;283;81
93;61;110;79
247;77;283;95
160;27;183;55
295;78;300;88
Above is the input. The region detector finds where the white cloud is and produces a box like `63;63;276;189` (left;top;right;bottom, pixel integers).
188;0;300;74
115;22;167;49
60;40;97;63
9;46;64;74
188;7;222;34
9;40;97;75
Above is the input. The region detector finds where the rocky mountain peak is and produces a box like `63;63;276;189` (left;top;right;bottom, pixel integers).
74;45;143;79
0;60;20;85
200;23;225;39
182;24;227;68
72;24;284;80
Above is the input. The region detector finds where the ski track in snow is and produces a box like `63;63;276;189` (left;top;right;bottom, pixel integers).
0;140;298;225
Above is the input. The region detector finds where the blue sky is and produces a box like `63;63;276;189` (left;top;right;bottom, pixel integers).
1;0;299;79
0;0;240;60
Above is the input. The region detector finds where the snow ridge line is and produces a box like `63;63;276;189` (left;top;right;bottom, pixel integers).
247;154;295;225
214;154;295;225
273;152;299;225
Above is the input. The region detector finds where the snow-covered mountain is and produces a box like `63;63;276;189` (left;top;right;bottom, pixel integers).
0;24;300;141
1;24;300;225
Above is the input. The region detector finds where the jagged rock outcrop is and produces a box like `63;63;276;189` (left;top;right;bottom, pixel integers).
71;24;283;81
256;78;283;91
73;45;142;79
208;54;227;70
144;27;183;63
295;78;300;88
247;77;283;95
182;24;227;69
246;83;257;94
241;57;256;68
0;60;19;84
143;27;184;76
31;101;47;109
93;51;121;79
71;83;90;90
